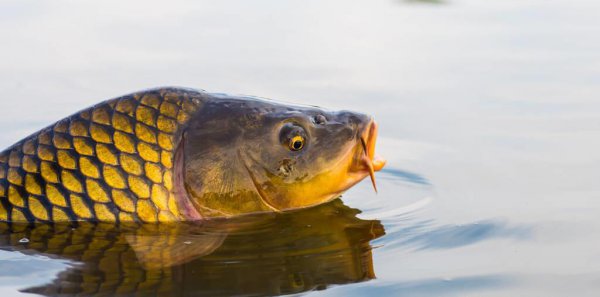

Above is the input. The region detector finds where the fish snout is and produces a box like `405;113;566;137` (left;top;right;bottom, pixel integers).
331;110;386;193
334;111;385;172
334;110;372;130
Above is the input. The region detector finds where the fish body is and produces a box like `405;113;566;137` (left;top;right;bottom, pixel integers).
0;87;384;223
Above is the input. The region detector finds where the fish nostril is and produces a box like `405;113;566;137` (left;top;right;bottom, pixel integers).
313;114;327;125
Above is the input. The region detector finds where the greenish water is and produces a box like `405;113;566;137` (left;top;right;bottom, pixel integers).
1;0;600;296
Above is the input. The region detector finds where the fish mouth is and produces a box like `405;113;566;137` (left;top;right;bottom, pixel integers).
358;120;386;192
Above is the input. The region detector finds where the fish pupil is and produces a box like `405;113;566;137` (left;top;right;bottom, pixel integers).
289;136;305;151
293;141;302;150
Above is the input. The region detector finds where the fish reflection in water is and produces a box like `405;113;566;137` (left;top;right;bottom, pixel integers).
0;199;385;297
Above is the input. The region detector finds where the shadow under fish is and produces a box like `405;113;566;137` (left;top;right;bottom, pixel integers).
0;199;385;297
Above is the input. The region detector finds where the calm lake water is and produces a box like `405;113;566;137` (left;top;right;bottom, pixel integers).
1;0;600;296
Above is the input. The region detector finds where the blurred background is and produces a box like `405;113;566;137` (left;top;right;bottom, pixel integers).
1;0;600;296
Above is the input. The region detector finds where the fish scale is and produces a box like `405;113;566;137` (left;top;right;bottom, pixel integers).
0;88;203;223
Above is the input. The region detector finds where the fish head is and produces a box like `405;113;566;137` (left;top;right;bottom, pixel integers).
178;94;386;218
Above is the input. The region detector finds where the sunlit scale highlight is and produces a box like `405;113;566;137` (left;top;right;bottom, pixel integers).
0;89;202;223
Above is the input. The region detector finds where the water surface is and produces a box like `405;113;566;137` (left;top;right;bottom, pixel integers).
1;0;600;296
0;200;383;296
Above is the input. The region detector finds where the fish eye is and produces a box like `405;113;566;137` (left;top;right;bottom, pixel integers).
280;123;307;151
289;135;305;151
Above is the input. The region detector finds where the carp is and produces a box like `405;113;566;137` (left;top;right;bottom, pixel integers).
0;88;385;223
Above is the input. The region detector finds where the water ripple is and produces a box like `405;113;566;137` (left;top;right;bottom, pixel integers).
312;275;515;297
381;220;533;251
379;168;431;186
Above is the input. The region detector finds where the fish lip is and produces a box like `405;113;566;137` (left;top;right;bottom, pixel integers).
364;120;377;161
359;120;386;171
352;119;386;192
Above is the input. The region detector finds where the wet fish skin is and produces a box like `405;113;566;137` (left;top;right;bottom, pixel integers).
0;87;384;223
0;87;203;223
